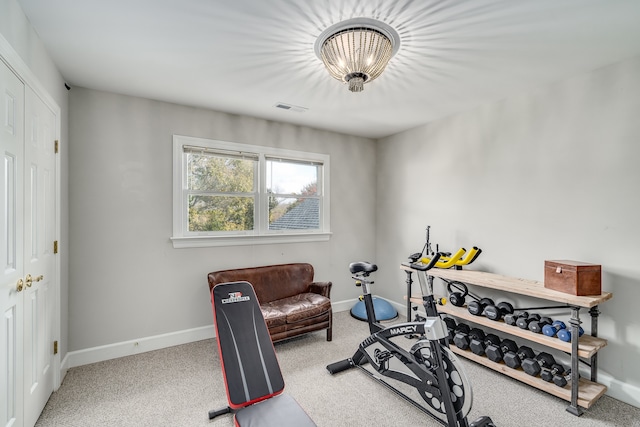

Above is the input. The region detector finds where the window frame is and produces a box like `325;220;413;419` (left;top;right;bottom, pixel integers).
171;135;331;248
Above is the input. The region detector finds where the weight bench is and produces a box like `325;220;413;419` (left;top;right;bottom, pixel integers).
209;281;316;426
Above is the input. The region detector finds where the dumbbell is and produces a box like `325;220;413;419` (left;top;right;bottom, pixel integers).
503;345;535;369
443;317;457;343
522;352;556;377
452;323;471;350
467;298;495;316
464;328;486;353
557;326;585;343
484;302;515;321
516;313;541;330
541;363;566;384
542;320;566;338
470;333;501;356
454;327;485;351
528;316;553;334
504;311;526;326
553;369;575;388
486;338;518;363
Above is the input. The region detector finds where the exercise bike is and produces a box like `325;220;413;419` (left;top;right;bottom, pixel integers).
327;252;495;427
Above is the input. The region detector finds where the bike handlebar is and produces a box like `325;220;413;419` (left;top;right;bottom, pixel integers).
421;247;466;269
442;246;481;266
401;252;442;271
418;246;482;269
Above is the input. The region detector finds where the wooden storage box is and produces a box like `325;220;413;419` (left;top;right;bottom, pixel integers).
544;260;601;296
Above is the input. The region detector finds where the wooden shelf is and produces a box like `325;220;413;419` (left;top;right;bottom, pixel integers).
402;267;612;308
409;297;608;358
402;264;611;414
449;346;607;409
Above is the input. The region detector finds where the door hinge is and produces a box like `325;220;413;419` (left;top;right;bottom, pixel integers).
55;139;59;153
53;240;58;254
53;341;58;355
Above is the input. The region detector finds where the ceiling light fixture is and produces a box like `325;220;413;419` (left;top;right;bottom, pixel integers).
314;18;400;93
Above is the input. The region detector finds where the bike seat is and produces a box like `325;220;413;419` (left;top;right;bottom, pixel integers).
349;262;378;274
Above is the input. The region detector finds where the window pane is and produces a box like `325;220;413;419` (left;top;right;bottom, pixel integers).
266;160;318;196
269;197;319;230
189;195;254;231
187;152;255;192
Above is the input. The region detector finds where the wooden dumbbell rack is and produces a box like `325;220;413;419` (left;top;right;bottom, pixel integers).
402;266;612;416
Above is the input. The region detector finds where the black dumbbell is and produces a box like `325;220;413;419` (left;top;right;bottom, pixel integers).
484;302;515;321
516;313;541;330
504;311;527;326
503;345;535;369
522;352;556;377
443;317;457;342
528;316;553;334
470;333;500;356
486;338;518;363
452;323;471;350
465;328;486;352
467;297;495;316
541;363;566;383
553;369;575;388
455;327;485;350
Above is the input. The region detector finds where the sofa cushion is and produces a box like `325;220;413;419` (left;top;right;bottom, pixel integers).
260;293;331;328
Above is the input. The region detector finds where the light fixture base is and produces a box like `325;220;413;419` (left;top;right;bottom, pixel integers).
314;18;401;60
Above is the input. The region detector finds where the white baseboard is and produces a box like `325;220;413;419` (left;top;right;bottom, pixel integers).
58;353;69;387
66;325;215;369
598;371;640;409
63;301;356;371
330;298;358;313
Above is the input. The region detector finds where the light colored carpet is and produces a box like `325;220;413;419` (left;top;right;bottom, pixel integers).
36;311;640;426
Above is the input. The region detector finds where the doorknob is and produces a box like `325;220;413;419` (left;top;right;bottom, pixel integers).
16;278;24;292
25;274;33;288
35;275;44;282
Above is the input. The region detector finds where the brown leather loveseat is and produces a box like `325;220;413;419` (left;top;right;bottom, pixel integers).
208;263;332;343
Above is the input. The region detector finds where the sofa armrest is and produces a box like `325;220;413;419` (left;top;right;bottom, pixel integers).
309;281;332;298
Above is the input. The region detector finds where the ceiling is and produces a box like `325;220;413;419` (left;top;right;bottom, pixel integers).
16;0;640;139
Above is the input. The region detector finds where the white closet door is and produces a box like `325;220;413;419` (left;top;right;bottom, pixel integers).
23;86;56;427
1;60;25;427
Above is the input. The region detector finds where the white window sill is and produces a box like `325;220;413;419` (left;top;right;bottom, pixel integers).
170;232;332;248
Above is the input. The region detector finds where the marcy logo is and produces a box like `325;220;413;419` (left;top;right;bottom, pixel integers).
222;292;250;304
389;325;417;335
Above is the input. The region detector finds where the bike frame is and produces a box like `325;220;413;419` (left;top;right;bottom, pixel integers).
345;259;470;427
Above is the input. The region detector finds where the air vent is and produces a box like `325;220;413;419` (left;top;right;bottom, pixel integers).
274;102;308;113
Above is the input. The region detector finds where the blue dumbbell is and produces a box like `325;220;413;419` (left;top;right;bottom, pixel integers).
542;320;566;337
557;326;585;342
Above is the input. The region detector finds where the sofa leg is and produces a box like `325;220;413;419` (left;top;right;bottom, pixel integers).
326;327;332;341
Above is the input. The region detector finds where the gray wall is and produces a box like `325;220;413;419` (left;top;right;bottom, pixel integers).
68;88;376;350
375;56;640;406
0;0;70;361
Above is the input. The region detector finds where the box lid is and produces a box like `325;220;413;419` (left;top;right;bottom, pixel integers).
545;260;601;272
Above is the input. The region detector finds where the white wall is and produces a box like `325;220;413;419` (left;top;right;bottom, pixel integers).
68;88;376;351
0;0;70;362
375;56;640;407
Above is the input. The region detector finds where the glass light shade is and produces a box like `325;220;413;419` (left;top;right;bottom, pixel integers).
315;18;400;93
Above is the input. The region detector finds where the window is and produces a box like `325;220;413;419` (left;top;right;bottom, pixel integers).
172;135;330;248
